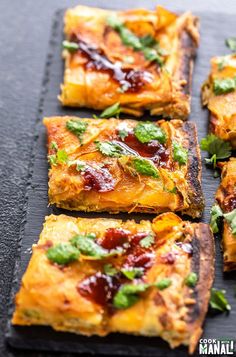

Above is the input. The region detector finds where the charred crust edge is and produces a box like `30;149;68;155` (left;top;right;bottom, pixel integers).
183;121;204;217
187;223;215;353
179;29;198;96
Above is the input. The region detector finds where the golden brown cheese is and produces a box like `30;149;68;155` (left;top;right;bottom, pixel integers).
43;116;204;217
202;54;236;148
12;213;214;354
59;5;199;119
215;158;236;271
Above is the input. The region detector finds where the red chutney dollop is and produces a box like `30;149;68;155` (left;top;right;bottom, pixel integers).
222;195;236;213
117;131;169;168
77;272;120;307
81;166;115;192
99;228;130;250
72;38;152;93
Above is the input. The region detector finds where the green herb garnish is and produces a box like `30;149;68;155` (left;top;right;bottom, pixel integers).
70;234;122;259
48;149;68;166
62;40;79;52
172;142;188;165
121;267;144;280
213;77;236;95
210;204;236;235
210;288;231;312
113;283;150;309
46;243;80;265
139;233;155;248
140;35;156;47
210;204;223;233
185;272;198;287
68;160;87;172
154;278;172;290
50;141;58;151
224;209;236;235
100;102;121;118
134;122;166;144
226;37;236;51
95;141;124;157
66;119;88;144
104;264;118;276
107;16;164;66
133;157;159;178
200;134;232;169
217;57;228;71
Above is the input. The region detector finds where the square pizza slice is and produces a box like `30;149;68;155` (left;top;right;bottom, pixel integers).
59;5;199;119
211;158;236;271
43;116;204;217
202;54;236;148
12;213;214;353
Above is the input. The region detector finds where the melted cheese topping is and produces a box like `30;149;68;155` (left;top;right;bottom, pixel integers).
59;5;199;119
43;116;203;217
13;213;202;351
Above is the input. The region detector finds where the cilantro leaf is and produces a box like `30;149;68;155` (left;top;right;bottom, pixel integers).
200;134;232;169
57;150;69;164
70;235;122;259
210;288;231;312
62;40;79;52
134;122;166;144
224;208;236;235
213;77;236;95
140;35;156;47
107;15;123;29
217;57;228;71
113;283;150;309
69;160;87;172
107;18;164;66
185;272;198;287
46;243;80;265
154;278;172;290
121;267;144;280
118;129;128;141
100;102;121;118
142;47;163;66
172;142;188;165
95;141;124;157
48;149;68;166
104;264;118;276
66;119;88;144
50;141;58;151
133;157;159;178
226;37;236;51
139;233;155;248
210;204;223;233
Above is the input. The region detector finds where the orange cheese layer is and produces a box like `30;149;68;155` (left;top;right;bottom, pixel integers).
59;5;199;119
44;116;204;217
12;213;214;353
216;158;236;271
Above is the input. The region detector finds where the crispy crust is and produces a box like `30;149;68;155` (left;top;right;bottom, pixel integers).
186;223;215;353
44;116;204;217
215;158;236;271
59;5;199;119
12;213;214;353
201;54;236;148
182;122;204;217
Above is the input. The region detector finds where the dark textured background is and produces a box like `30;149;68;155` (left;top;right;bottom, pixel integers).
1;1;236;356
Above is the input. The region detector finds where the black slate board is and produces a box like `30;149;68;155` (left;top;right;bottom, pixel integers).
6;7;236;357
